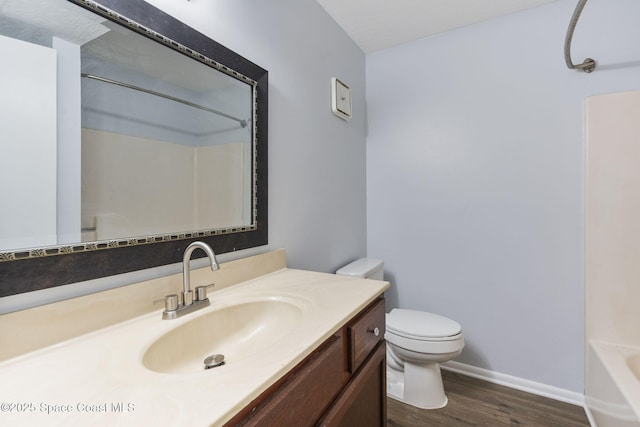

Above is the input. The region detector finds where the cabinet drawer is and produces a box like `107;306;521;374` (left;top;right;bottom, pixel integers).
348;298;385;373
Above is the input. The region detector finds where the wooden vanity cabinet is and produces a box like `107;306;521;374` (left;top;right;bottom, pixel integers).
226;297;386;427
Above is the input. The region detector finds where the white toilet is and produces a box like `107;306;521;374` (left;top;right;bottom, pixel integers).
336;258;464;410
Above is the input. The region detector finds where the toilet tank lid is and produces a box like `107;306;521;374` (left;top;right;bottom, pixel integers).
336;258;383;278
386;309;462;339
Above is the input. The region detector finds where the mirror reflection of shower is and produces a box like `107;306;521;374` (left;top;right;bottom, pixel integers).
0;0;257;251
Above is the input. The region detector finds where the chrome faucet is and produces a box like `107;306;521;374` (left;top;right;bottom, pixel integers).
162;241;219;320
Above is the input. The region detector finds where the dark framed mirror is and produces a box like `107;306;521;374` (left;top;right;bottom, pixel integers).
0;0;268;297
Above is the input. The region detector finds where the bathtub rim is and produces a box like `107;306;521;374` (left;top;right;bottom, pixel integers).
588;340;640;423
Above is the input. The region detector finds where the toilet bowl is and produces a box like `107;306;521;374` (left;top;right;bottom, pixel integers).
336;258;464;410
385;308;464;409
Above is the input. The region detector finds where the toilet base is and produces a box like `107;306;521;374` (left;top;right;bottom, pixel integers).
386;361;448;409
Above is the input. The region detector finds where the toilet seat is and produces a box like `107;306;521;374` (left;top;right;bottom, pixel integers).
385;309;464;355
386;329;464;355
386;309;461;340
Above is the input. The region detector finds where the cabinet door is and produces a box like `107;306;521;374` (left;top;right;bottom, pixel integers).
227;334;347;427
318;342;386;427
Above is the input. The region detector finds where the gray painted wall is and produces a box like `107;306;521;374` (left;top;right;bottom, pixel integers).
366;0;640;393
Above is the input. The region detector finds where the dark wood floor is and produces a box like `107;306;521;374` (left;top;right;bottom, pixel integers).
387;370;590;427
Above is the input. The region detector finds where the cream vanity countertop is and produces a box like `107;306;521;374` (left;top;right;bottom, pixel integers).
0;267;388;427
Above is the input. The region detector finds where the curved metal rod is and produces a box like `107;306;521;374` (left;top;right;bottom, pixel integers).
81;73;249;128
564;0;596;73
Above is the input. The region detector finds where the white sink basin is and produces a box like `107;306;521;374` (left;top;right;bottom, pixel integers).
142;298;304;374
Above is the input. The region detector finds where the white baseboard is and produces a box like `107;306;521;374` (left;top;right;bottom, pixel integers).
441;361;586;407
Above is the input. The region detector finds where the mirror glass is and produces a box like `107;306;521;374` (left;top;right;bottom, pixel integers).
0;0;256;252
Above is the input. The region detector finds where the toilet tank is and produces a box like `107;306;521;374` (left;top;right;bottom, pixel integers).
336;258;384;280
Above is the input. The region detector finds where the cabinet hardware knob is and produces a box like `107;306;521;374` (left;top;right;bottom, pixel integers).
369;327;380;337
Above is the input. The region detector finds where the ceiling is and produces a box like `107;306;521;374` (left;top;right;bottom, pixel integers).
315;0;558;53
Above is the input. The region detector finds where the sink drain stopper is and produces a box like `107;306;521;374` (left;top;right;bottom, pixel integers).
204;354;225;370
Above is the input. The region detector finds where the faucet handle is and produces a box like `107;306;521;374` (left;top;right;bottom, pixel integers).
195;286;208;301
165;294;179;311
154;294;179;311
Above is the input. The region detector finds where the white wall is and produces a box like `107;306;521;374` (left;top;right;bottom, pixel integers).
54;36;82;245
0;35;58;251
366;0;640;393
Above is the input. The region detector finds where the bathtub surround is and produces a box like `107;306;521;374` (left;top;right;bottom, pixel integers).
586;90;640;425
366;0;640;397
585;90;640;346
81;129;248;239
587;344;640;426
